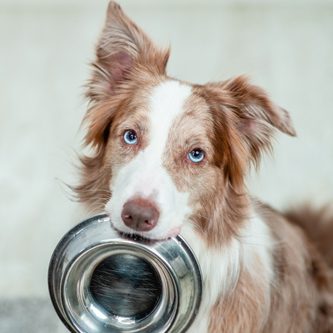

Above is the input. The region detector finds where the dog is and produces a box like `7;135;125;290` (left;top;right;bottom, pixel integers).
74;2;333;332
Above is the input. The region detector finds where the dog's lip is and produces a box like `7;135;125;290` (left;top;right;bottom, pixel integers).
117;230;158;244
110;223;171;244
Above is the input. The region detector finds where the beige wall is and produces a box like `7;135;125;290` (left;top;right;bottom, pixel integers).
1;0;333;298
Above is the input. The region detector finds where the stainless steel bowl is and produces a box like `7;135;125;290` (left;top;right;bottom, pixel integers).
48;215;202;333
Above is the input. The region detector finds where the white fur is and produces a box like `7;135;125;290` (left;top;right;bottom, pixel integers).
183;211;274;332
240;211;274;281
105;80;192;239
240;211;274;322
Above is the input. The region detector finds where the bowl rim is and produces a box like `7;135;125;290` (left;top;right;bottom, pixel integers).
48;214;202;333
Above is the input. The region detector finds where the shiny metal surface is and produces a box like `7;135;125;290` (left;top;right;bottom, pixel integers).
48;215;202;333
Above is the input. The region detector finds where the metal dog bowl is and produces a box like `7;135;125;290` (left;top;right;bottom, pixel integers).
48;215;202;333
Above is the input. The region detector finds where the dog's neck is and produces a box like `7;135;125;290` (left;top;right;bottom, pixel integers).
181;203;274;332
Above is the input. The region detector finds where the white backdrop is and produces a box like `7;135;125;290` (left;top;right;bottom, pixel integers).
1;0;333;301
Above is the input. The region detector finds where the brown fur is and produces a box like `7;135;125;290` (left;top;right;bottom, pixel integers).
285;204;333;267
261;203;333;333
208;203;333;333
74;2;333;332
209;266;268;333
158;91;249;247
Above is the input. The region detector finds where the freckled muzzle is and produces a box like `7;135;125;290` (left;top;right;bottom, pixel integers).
48;215;202;333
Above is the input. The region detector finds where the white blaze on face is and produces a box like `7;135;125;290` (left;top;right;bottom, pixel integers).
106;80;192;239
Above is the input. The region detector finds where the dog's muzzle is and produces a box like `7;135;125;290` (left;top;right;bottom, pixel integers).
48;215;202;333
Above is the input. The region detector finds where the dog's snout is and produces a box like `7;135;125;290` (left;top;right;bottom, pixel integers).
121;198;160;232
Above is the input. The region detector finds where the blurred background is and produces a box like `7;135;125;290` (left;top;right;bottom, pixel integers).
0;0;332;331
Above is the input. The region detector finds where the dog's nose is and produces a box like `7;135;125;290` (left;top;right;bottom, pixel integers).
121;198;159;232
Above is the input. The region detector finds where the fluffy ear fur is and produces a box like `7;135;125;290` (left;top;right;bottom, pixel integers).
87;1;169;101
206;76;296;166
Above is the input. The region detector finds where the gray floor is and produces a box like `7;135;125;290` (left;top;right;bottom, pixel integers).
0;298;67;333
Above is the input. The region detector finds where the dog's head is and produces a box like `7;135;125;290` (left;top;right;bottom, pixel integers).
76;2;295;245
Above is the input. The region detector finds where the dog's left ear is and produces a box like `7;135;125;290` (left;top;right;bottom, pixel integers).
220;76;296;164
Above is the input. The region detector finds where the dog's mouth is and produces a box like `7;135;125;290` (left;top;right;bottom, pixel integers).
116;230;158;245
110;223;165;244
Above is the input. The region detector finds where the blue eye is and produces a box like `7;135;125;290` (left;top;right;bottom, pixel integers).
123;130;138;145
188;149;205;163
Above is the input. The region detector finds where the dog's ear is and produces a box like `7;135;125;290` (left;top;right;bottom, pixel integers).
210;76;296;166
88;1;169;101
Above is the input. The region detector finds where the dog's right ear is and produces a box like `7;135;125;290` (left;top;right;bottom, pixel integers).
87;1;169;101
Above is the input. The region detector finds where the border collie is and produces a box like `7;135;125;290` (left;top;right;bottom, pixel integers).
74;2;333;332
